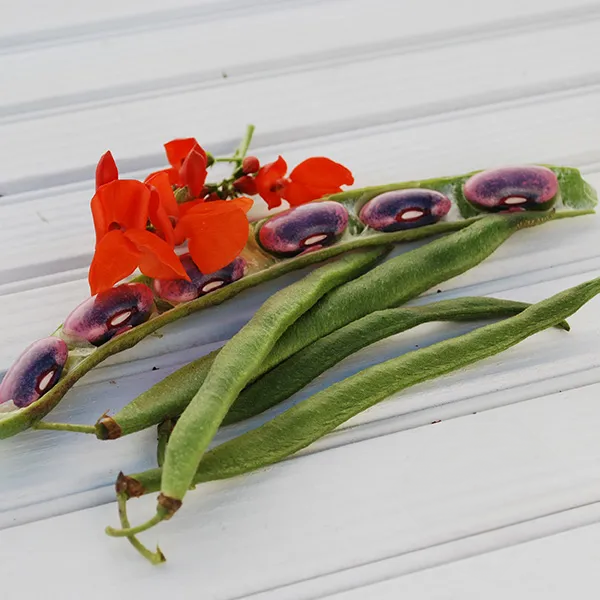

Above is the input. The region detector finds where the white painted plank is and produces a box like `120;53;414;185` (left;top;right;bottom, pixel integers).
328;513;600;600
5;375;600;599
0;0;232;40
3;1;599;116
3;18;600;190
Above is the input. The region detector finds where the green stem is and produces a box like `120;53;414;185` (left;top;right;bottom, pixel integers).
233;124;255;160
106;511;166;537
114;492;165;564
212;157;241;163
32;421;96;434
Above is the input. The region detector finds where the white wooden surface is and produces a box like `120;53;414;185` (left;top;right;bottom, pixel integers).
2;1;600;598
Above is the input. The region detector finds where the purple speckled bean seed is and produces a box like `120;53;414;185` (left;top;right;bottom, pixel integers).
258;201;349;256
463;166;558;212
154;255;246;304
359;189;451;232
0;338;68;409
63;283;154;346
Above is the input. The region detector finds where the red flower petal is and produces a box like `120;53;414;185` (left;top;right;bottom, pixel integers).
124;229;189;281
289;157;354;189
88;230;141;294
164;138;207;169
230;196;254;213
148;187;175;247
281;181;330;206
90;180;151;241
255;156;288;209
178;202;249;273
178;198;205;219
179;148;208;197
95;151;119;191
144;171;179;217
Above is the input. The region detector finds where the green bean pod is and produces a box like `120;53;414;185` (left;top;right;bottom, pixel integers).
161;248;388;507
105;211;590;545
118;274;600;503
260;210;577;372
224;297;569;425
97;296;556;438
93;209;585;439
2;163;594;440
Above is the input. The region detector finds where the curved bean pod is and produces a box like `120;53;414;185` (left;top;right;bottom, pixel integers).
106;248;388;536
0;218;469;440
93;209;583;439
105;211;588;550
95;298;568;440
258;210;562;375
3;165;595;439
98;295;565;438
117;275;600;510
159;249;386;502
223;296;569;425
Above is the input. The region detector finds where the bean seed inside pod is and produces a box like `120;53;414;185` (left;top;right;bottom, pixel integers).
463;166;558;212
154;255;247;304
0;337;68;409
63;283;154;346
359;189;452;232
258;201;349;256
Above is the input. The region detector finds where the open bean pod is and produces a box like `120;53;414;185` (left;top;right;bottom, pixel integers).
0;164;595;439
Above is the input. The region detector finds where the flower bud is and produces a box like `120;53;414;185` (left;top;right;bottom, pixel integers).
233;175;258;196
242;156;260;174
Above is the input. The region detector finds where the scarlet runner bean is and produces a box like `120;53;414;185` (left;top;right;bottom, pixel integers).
223;296;569;425
258;210;576;375
105;209;583;546
105;248;388;536
2;164;594;440
47;296;565;438
92;209;585;439
113;275;600;566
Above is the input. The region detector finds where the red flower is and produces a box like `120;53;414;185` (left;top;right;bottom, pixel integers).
89;180;188;294
254;156;354;209
95;151;119;190
149;138;208;197
175;197;253;274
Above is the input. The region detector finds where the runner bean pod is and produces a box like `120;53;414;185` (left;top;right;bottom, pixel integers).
91;295;564;439
111;275;600;564
105;210;578;542
1;165;594;440
223;296;569;425
91;209;585;439
106;248;388;535
258;210;567;374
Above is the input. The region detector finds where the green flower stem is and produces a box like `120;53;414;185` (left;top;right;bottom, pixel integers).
233;124;255;160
